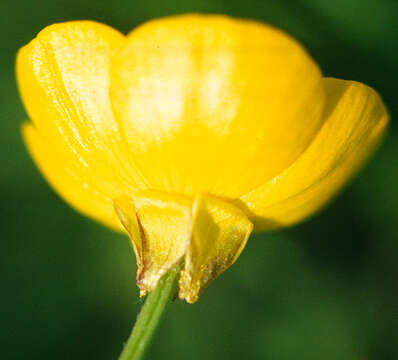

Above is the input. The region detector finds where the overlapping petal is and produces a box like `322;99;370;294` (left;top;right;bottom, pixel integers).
17;21;147;228
240;78;389;231
110;14;325;198
22;123;122;230
17;17;389;302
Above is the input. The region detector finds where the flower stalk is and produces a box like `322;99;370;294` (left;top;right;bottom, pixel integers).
119;264;182;360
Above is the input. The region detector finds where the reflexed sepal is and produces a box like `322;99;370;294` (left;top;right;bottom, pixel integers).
114;191;253;302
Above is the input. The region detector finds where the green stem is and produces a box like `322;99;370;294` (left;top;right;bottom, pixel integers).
118;266;181;360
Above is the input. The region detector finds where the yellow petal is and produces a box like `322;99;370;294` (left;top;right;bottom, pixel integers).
240;78;389;231
110;14;325;198
17;21;147;219
22;123;122;230
179;194;253;303
114;191;192;295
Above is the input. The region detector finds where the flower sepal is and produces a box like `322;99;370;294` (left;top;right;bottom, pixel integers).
114;190;253;303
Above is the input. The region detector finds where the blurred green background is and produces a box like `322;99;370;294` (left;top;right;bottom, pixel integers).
1;0;397;359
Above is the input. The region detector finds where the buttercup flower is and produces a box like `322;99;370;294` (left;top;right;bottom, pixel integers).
17;15;388;303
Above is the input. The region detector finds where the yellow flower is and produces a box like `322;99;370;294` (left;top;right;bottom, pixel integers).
17;15;388;303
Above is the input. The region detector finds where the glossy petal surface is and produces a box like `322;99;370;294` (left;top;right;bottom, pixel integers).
22;123;122;230
17;21;146;228
18;18;389;303
110;14;325;198
241;78;389;230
